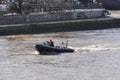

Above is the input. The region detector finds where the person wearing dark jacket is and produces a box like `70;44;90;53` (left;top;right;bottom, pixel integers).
50;40;54;47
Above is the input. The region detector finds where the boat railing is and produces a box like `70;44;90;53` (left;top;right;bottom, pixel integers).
43;42;68;49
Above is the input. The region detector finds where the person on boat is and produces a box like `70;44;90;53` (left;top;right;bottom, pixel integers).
49;40;54;47
45;41;50;46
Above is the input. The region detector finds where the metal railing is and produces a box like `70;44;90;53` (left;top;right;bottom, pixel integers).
30;3;103;13
0;2;103;16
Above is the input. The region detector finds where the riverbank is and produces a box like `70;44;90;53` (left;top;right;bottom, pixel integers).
0;17;120;36
0;9;105;25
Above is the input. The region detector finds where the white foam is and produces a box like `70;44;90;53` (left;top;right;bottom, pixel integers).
34;51;40;55
70;44;120;52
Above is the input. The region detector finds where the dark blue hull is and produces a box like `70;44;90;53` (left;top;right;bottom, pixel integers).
35;44;74;55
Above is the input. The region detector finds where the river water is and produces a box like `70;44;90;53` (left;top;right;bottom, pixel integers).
0;28;120;80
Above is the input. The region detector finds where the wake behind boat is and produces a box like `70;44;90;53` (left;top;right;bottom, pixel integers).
35;40;74;55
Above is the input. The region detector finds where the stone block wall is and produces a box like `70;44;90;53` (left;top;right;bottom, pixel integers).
0;9;105;25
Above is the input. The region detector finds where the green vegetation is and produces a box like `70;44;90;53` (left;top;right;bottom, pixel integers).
6;0;31;14
21;2;31;14
17;0;23;14
6;2;18;13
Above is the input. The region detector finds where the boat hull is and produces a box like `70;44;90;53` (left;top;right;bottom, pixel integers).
35;44;74;55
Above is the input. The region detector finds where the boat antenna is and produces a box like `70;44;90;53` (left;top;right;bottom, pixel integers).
66;40;68;48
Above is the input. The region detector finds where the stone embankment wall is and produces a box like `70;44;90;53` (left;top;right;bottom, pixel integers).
0;18;120;36
0;9;105;25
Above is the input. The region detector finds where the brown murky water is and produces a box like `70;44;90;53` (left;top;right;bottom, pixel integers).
0;28;120;80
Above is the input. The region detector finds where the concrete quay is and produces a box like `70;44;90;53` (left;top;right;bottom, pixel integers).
0;9;120;36
0;9;105;25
